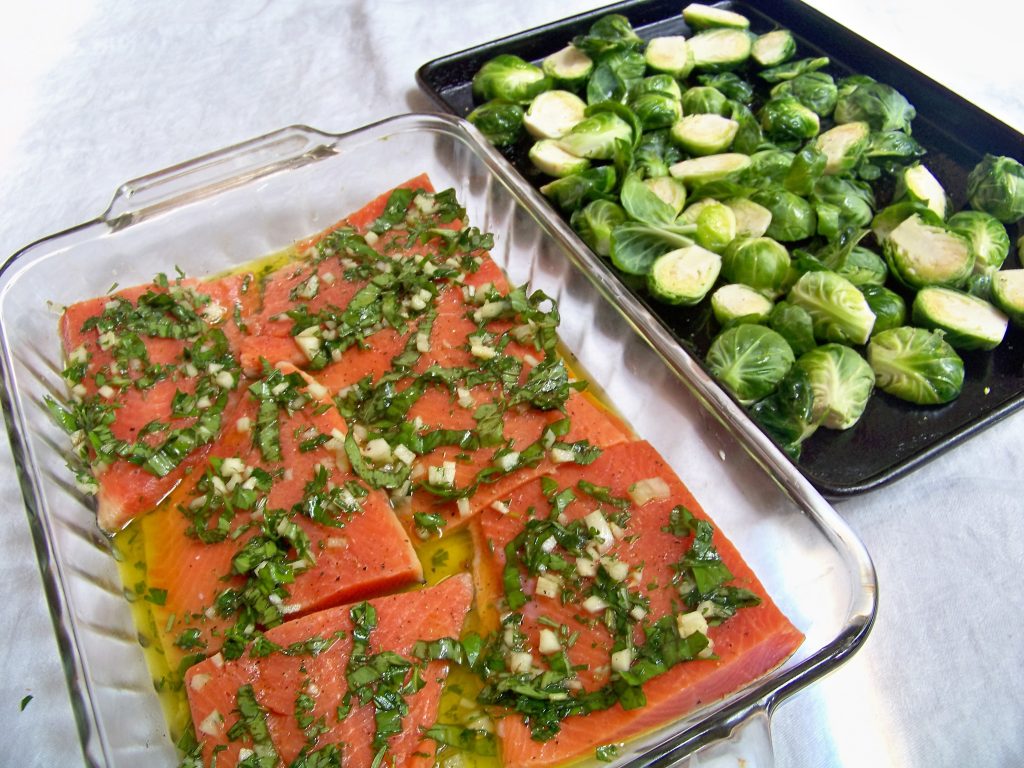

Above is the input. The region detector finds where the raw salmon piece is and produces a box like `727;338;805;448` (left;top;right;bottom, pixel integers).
59;273;256;532
471;440;803;768
145;365;422;662
184;574;474;768
404;389;631;537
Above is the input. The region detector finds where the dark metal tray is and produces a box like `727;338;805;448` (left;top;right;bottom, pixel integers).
417;0;1024;497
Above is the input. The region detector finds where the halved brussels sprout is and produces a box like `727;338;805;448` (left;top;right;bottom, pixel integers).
834;80;915;133
946;211;1010;274
794;344;874;429
711;283;774;325
694;201;738;253
814;121;871;175
860;285;906;334
467;100;525;146
770;71;839;118
681;85;730;116
689;28;753;72
524;90;588;139
728;101;764;155
473;54;553;103
670;114;739;156
870;200;942;242
683;3;750;29
528;139;591;178
722;236;791;297
647;244;722;305
556;111;633;159
540;166;617;212
787;270;876;345
991;269;1024;326
670;152;752;186
911;287;1008;351
966;154;1024;224
706;324;795;405
571;199;627;257
883;214;974;290
679;197;718;225
635;128;683;178
749;187;817;242
630;92;682;130
726;197;773;238
769;300;817;357
644;36;695;78
895;164;948;220
542;45;594;90
645;176;688;216
749;366;817;458
751;29;796;68
868;326;964;405
759;96;820;146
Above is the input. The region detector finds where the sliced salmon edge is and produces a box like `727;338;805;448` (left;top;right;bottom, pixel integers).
184;574;474;768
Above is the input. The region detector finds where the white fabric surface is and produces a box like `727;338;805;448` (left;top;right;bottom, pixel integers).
0;1;1021;766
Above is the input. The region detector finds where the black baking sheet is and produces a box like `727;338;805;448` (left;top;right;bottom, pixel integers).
417;0;1024;496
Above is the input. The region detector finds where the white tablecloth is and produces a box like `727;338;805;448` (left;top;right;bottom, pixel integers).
1;1;1021;765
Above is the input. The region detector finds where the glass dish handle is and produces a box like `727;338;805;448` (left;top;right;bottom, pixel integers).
686;706;775;768
102;124;336;225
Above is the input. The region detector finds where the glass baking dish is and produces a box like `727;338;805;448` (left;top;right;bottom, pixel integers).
0;113;875;767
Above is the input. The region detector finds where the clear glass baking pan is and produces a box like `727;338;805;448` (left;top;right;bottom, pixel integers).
0;113;876;767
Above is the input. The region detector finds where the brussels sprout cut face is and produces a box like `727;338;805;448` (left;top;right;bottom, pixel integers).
868;327;965;405
711;283;774;325
683;3;751;30
727;198;773;238
706;324;795;405
543;45;594;88
883;214;974;290
795;344;874;430
991;270;1024;326
529;139;590;178
670;114;739;156
669;152;752;185
689;28;753;72
647;244;722;305
644;36;695;78
815;121;870;175
751;29;796;68
911;287;1008;351
896;164;948;220
524;90;587;140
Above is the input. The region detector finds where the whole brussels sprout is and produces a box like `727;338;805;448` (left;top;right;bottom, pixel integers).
770;71;838;117
634;74;683;100
946;210;1010;273
860;285;906;334
867;326;964;405
966;155;1024;224
750;187;817;242
749;365;817;458
722;236;791;296
472;55;553;103
706;324;795;405
787;270;876;345
794;344;875;429
556;112;634;160
682;85;731;116
631;92;683;130
759;96;821;147
769;300;817;357
748;150;796;187
467;100;525;146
